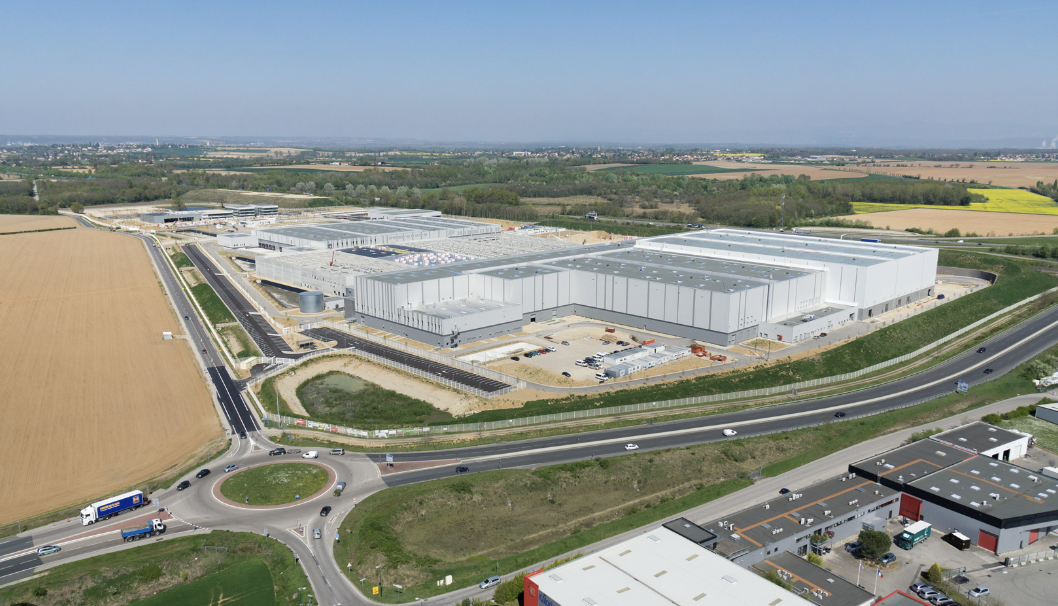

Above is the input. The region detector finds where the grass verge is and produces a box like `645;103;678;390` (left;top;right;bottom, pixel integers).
170;251;194;269
219;324;260;358
191;282;236;325
0;531;305;606
219;463;329;505
295;370;454;429
998;415;1058;453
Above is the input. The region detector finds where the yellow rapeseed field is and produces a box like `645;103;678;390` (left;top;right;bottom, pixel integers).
852;188;1058;216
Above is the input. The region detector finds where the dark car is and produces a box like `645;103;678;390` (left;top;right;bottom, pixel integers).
202;348;207;354
511;356;520;361
238;430;247;439
977;347;986;354
879;552;897;565
834;411;847;418
176;480;191;491
269;447;286;456
320;506;332;517
562;372;572;377
455;466;470;473
819;332;827;337
195;468;211;479
779;488;790;495
983;368;993;374
846;541;862;554
184;315;189;320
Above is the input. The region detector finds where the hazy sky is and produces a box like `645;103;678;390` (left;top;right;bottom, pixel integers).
4;1;1057;147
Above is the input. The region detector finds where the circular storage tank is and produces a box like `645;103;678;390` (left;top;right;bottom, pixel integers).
299;290;325;314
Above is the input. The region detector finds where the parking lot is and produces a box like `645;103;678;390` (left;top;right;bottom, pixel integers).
821;515;1058;605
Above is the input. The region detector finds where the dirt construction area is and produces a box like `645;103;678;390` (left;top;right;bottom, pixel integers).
838;208;1058;236
0;218;219;525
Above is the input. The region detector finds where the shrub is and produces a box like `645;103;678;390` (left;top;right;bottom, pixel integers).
926;563;943;584
909;428;942;443
858;529;891;560
493;572;526;605
448;479;473;496
807;552;824;566
137;563;162;582
944;228;962;238
33;586;48;597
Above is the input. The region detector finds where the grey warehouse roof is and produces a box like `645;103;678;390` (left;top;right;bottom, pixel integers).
753;552;874;606
907;456;1058;522
929;422;1027;454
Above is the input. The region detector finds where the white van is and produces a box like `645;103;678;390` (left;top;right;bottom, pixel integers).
303;451;319;459
329;448;344;455
595;373;610;381
575;360;588;367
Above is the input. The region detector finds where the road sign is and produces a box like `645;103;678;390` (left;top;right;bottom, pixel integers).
956;380;969;393
372;586;380;595
386;454;393;463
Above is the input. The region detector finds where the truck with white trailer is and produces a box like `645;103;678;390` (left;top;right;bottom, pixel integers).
121;519;166;541
80;490;148;525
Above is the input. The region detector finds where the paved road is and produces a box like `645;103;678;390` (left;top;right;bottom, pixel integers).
302;326;512;394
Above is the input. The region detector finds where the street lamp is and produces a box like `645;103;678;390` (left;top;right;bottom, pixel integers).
997;570;1007;604
377;564;383;590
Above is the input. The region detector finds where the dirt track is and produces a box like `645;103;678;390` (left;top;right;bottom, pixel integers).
0;218;219;524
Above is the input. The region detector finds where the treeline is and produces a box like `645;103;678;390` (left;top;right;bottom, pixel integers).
1032;180;1058;201
0;179;42;214
993;243;1058;261
37;176;186;207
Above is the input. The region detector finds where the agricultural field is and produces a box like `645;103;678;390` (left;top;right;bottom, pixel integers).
851;188;1058;215
599;163;754;176
238;164;407;172
0;214;76;233
688;160;869;181
0;220;219;525
840;208;1058;235
852;161;1058;188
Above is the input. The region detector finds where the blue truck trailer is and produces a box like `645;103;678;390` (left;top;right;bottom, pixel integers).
79;490;147;525
120;519;166;541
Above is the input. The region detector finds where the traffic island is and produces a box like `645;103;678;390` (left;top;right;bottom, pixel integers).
214;462;336;509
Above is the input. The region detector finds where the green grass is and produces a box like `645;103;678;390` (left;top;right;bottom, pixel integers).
130;560;274;606
295;370;454;429
538;217;690;238
0;531;307;606
190;282;236;325
599;164;754;176
219;463;329;505
170;251;194;269
999;415;1058;453
219;325;260;358
462;251;1058;423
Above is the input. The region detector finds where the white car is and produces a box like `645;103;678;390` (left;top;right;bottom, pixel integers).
625;443;639;451
303;451;319;459
722;429;738;437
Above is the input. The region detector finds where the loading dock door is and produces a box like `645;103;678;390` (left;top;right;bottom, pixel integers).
979;530;998;553
899;494;922;521
1029;529;1040;544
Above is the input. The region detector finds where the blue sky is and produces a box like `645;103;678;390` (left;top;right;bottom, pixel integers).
3;1;1056;147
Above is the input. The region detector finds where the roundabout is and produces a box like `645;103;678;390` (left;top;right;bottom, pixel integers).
214;461;337;509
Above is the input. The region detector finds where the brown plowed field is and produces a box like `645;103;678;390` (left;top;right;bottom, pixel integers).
0;218;219;524
836;208;1058;236
0;214;76;233
689;160;868;181
852;161;1058;189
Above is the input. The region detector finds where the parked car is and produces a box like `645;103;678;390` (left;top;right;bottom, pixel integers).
845;541;862;554
909;583;932;594
819;332;827;337
561;341;570;346
196;468;211;479
879;552;897;565
303;451;318;459
455;466;470;473
834;411;847;418
929;596;954;606
320;506;332;517
977;347;986;353
602;340;611;345
269;447;286;456
625;443;639;451
223;464;238;473
37;545;61;556
918;590;941;601
722;429;737;437
562;372;572;377
479;576;501;589
968;587;990;598
176;480;191;491
511;356;520;361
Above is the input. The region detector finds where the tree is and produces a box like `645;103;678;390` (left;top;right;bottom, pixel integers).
858;529;891;560
323;183;335;196
943;227;961;238
70;201;84;214
171;193;186;211
926;563;943;584
492;572;526;605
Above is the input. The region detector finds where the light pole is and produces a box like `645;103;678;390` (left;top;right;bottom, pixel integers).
996;570;1007;604
377;564;383;591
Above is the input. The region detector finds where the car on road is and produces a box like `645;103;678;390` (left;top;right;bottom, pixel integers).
184;315;189;320
320;506;332;517
983;368;993;374
313;528;321;539
224;464;238;473
455;465;470;473
176;480;191;491
202;348;207;354
479;576;502;589
879;552;896;565
977;347;986;353
625;443;639;451
928;596;954;606
722;429;737;437
37;545;61;556
330;448;344;455
834;411;847;418
269;448;286;456
238;430;246;439
779;488;790;495
845;541;862;554
968;587;990;598
196;468;211;478
303;451;318;459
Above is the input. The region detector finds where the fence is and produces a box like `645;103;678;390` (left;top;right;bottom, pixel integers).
1005;549;1057;567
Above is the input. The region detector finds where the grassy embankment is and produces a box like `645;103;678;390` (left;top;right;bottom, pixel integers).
465;251;1058;423
219;463;329;506
190;283;236;325
0;439;231;540
337;344;1049;603
169;251;194;269
295;370;454;428
219;325;260;358
0;532;306;606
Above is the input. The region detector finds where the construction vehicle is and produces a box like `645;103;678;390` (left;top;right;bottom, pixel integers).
709;355;728;362
121;519;166;542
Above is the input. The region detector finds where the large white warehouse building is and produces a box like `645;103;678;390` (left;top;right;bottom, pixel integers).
345;229;938;348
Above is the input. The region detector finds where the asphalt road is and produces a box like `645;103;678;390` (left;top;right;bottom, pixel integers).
302;326;512;393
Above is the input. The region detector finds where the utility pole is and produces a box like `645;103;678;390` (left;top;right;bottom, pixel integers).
780;193;786;231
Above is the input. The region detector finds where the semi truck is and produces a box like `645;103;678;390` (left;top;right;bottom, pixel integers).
121;519;166;541
895;520;932;550
80;490;148;525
